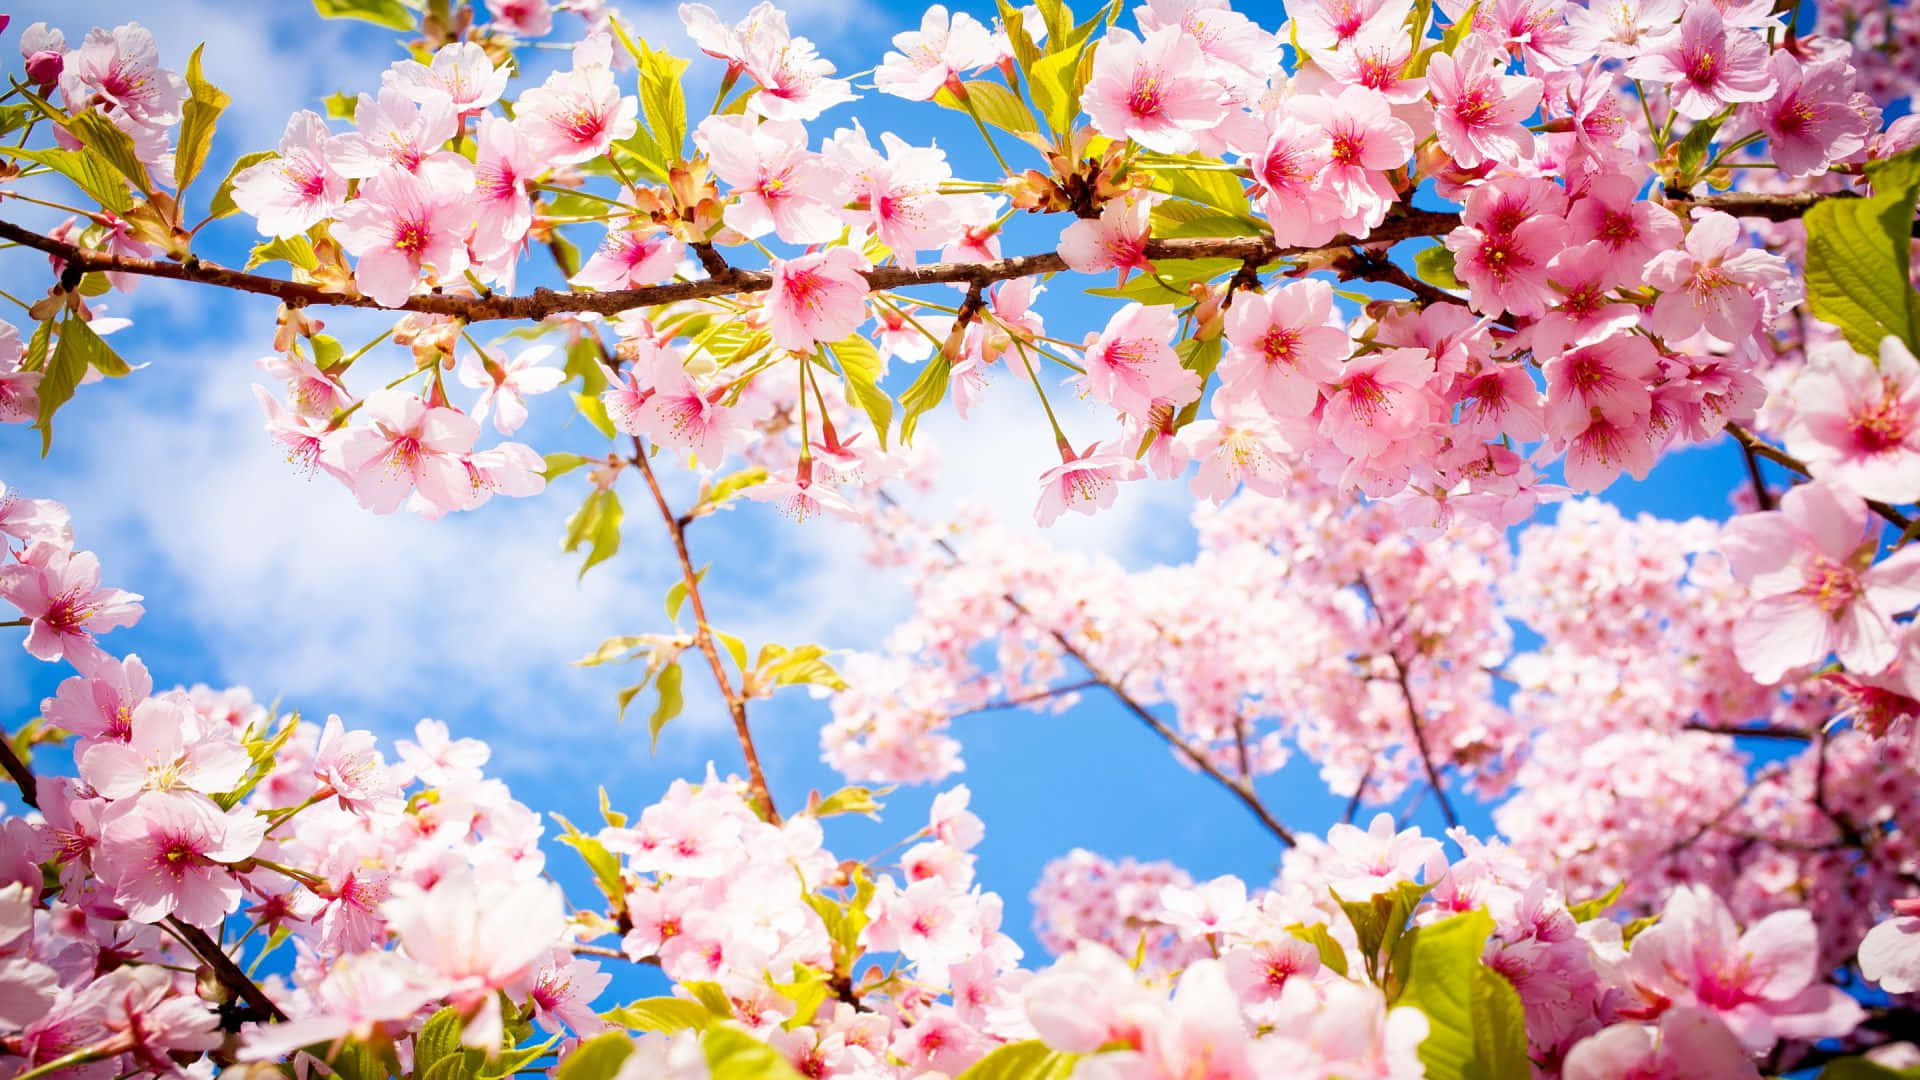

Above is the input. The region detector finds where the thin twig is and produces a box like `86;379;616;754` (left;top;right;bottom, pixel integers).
1387;653;1461;831
1726;423;1912;531
950;678;1101;718
1684;722;1815;741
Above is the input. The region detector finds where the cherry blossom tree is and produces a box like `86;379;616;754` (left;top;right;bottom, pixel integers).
1;0;1919;1077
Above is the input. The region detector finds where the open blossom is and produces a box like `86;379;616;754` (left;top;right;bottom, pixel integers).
94;792;265;926
1624;3;1774;119
1563;1009;1759;1080
1563;173;1683;287
385;873;570;1045
487;0;554;37
1059;191;1158;282
766;248;871;351
1219;279;1349;416
0;480;71;548
1292;0;1416;54
1291;86;1415;232
1319;347;1436;459
1076;303;1198;418
1426;36;1541;168
1783;337;1920;504
77;698;248;800
470;115;540;263
231;110;348;239
1645;211;1791;345
1720;481;1920;683
741;22;856;123
1446;179;1568;319
386;41;510;114
829;124;969;266
0;542;142;670
458;344;564;436
1083;27;1221;154
330;88;465;183
605;341;744;465
1859;902;1920;995
1244;115;1342;246
1176;407;1294;503
312;714;403;814
874;5;998;100
517;36;640;164
57;22;185;131
570;225;684;291
323;389;481;515
333;169;474;309
694;115;845;244
1748;50;1870;177
1035;443;1146;526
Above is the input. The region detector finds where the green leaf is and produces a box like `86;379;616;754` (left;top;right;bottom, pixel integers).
956;1040;1080;1080
324;1040;390;1080
1671;113;1726;188
323;91;358;120
828;337;892;449
599;785;628;828
766;964;831;1029
648;662;684;749
208;150;276;218
413;1007;467;1078
756;643;848;692
702;466;769;510
714;630;749;673
666;565;708;621
1566;881;1626;922
898;356;951;446
62;111;152;195
1818;1059;1920;1079
556;1031;637;1080
1141;155;1255;221
574;391;618;438
702;1025;803;1080
2;146;133;214
684;981;735;1019
812;785;891;819
1027;44;1093;138
35;315;127;454
478;1039;560;1080
603;997;713;1033
247;234;319;272
544;452;593;479
1286;922;1349;977
935;82;1040;136
552;812;625;908
1395;909;1530;1080
607;20;691;177
175;45;230;191
1332;879;1429;983
563;488;623;578
312;0;417;31
1413;245;1464;291
1803;147;1920;354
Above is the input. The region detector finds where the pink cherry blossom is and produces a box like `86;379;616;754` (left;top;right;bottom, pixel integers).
874;5;998;101
0;481;70;548
606;341;744;465
57;23;185;132
330;88;464;182
231;110;348;239
1720;480;1920;683
1083;27;1221;154
1563;173;1684;287
94;791;264;926
333;169;474;309
458;344;564;436
1059;191;1158;283
486;0;554;37
77;697;248;800
693;115;846;244
1034;443;1147;526
1748;50;1871;177
1783;337;1920;504
517;36;640;165
1562;1008;1759;1080
766;248;872;351
1860;906;1920;995
386;41;509;115
570;224;685;292
1319;347;1436;459
829;124;969;267
1291;86;1416;231
1292;0;1416;54
311;714;403;815
1219;279;1349;416
740;23;856;123
1645;210;1791;345
1426;36;1542;168
1076;303;1198;419
1446;179;1569;318
1243;115;1343;246
470;115;540;263
0;542;142;670
323;389;481;515
1624;3;1775;119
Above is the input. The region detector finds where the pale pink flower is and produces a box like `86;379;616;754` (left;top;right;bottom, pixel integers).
94;792;265;926
232;110;349;239
1644;210;1790;344
237;951;441;1063
1076;303;1198;418
1316;23;1426;104
385;872;568;1045
745;472;860;522
741;26;856;123
1426;35;1542;168
256;385;340;478
1560;406;1657;491
1290;86;1415;232
384;41;510;114
1219;279;1349;416
470;115;541;263
1563;0;1685;60
1137;0;1281;96
1624;3;1775;119
606;341;744;465
323;389;481;515
1564;173;1684;287
1721;481;1920;682
331;88;465;182
1323;813;1442;899
458;343;564;436
570;226;684;291
1784;337;1920;504
334;170;474;308
487;0;554;37
527;949;611;1035
766;248;872;351
874;5;998;100
1137;961;1259;1079
694;115;845;244
1562;1009;1759;1080
57;23;185;131
1622;884;1864;1051
1059;191;1158;283
518;37;641;165
1542;332;1661;439
259;349;351;420
1083;27;1222;154
44;653;150;742
1318;347;1436;458
1748;50;1871;177
312;714;403;815
1176;408;1294;504
394;718;490;786
1034;443;1146;526
828;124;964;266
0;542;142;670
77;697;247;800
1860;907;1920;995
1243;115;1342;247
0;480;70;548
1292;0;1416;54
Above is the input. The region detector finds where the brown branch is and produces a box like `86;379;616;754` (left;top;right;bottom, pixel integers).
1343;761;1375;824
630;440;780;823
0;731;287;1026
1387;653;1461;831
1684;722;1815;741
950;678;1101;718
1726;423;1913;531
0;191;1839;323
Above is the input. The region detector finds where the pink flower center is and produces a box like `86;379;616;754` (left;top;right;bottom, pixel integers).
393;219;431;255
42;588;100;636
1598;210;1638;249
1455;88;1497;127
1686;47;1722;88
1802;555;1860;616
1849;391;1912;453
1127;73;1165;119
1341;372;1392;420
561;106;608;145
1330;131;1364;166
1260;326;1302;367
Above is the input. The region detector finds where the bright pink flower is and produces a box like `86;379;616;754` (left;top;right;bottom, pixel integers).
874;5;998;100
1625;3;1775;119
828;124;967;267
19;23;65;93
57;23;185;132
331;88;464;182
324;389;480;515
1721;481;1920;682
0;542;142;670
1292;0;1416;54
45;653;150;742
1426;36;1542;168
1543;332;1660;438
526;949;611;1035
1748;50;1871;177
766;248;872;351
77;697;247;800
470;115;540;263
1316;23;1426;104
694;115;845;244
231;110;348;239
1059;191;1158;283
334;169;473;309
740;24;856;123
385;41;510;114
517;36;640;165
1562;1009;1758;1080
1076;303;1198;419
1622;884;1864;1051
312;714;402;814
458;343;564;436
1219;279;1348;416
570;225;684;291
606;341;744;465
1564;173;1684;287
94;791;264;926
1454;363;1547;442
1784;337;1920;504
1083;27;1222;154
1644;210;1790;344
1446;179;1568;318
1243;115;1342;246
1559;405;1657;491
1291;87;1415;232
1034;443;1147;526
486;0;554;36
1319;347;1436;458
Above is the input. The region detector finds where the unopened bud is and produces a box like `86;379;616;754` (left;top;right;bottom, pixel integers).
24;51;62;91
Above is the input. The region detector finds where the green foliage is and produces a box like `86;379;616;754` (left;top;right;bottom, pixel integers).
935;82;1040;136
607;19;690;181
1804;147;1920;354
552;813;625;910
898;355;952;446
555;1032;637;1080
564;488;624;578
35;314;130;455
543;452;594;480
703;1024;804;1080
312;0;417;31
1819;1059;1920;1079
603;996;714;1033
811;785;891;819
666;565;708;621
3;145;133;214
751;643;848;693
955;1040;1080;1080
1413;246;1464;291
1286;922;1350;977
1566;881;1626;922
648;662;684;748
62;110;153;195
1670;114;1726;189
827;337;893;449
699;466;770;512
1331;880;1429;983
175;45;230;191
1394;909;1531;1080
247;234;319;273
207;151;275;218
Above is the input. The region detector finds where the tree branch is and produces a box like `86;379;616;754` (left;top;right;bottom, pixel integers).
0;191;1844;323
1726;423;1913;531
1386;653;1462;831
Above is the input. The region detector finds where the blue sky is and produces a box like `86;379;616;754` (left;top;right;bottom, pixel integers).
0;0;1772;978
